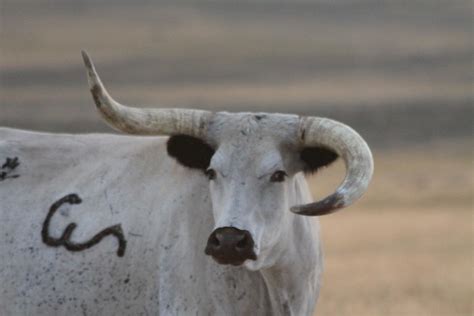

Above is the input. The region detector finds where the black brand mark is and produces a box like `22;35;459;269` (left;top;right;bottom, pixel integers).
0;157;20;181
41;194;127;257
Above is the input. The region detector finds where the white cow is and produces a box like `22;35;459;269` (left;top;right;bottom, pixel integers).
0;51;373;316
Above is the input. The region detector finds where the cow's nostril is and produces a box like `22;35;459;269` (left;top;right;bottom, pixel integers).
235;235;248;250
208;233;220;248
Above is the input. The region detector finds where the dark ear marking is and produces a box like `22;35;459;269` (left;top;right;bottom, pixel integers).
300;146;339;174
167;135;215;170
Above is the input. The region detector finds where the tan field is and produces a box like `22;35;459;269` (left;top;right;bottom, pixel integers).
310;142;473;315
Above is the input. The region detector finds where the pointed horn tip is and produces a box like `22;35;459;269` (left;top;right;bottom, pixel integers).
81;50;94;70
290;193;347;216
290;206;302;214
290;205;335;217
290;205;319;215
290;206;322;216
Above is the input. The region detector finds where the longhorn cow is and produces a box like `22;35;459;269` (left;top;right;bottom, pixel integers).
0;51;373;315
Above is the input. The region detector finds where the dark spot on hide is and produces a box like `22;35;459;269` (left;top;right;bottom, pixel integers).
300;146;339;174
301;128;306;141
0;157;20;181
237;291;246;301
41;194;127;257
167;134;215;171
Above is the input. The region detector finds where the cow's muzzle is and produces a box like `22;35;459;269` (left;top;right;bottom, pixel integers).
205;227;257;266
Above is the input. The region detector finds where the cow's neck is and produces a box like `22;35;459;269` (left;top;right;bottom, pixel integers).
260;215;319;315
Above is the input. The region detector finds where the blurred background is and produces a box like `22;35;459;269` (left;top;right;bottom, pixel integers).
1;0;472;315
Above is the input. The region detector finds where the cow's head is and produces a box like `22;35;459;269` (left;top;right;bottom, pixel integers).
82;51;373;270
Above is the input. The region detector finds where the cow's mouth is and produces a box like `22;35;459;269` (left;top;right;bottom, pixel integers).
210;255;248;266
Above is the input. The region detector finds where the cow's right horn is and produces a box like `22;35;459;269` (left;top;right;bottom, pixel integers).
81;50;212;138
291;117;374;216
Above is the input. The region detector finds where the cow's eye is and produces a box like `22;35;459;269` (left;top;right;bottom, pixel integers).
205;169;217;180
270;170;287;183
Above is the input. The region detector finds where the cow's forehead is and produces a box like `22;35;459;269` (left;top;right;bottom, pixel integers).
208;112;300;145
207;112;300;174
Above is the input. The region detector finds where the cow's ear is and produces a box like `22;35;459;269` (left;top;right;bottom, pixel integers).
167;135;215;170
300;146;339;174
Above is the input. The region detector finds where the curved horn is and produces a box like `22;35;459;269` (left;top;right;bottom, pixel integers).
81;50;212;137
291;117;374;216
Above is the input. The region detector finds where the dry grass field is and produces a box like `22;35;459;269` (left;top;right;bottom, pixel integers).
310;142;473;315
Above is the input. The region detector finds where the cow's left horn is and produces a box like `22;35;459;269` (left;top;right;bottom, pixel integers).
291;117;374;216
81;50;212;138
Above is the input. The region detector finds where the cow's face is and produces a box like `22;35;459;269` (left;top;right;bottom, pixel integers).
205;140;298;270
167;113;338;270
